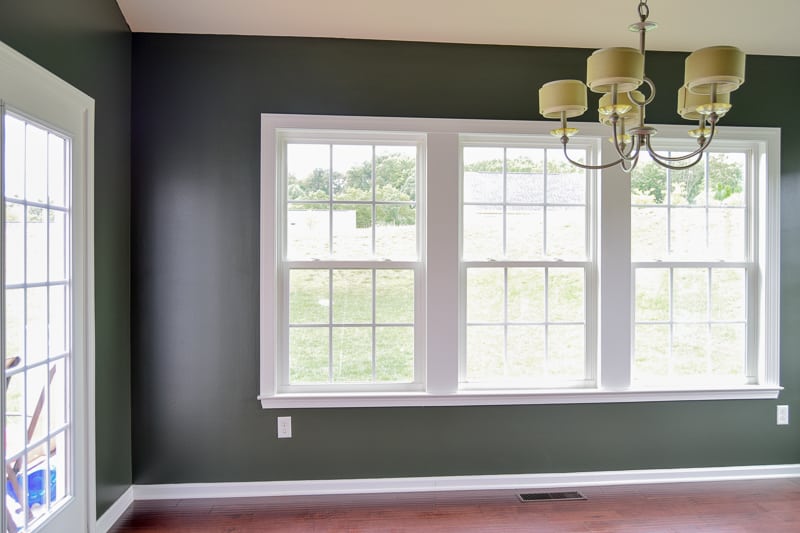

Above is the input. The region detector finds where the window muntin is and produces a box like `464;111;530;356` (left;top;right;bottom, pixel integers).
461;144;593;388
632;150;754;386
279;134;424;391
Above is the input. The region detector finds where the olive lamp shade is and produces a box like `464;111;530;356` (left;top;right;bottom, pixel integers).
539;80;588;119
586;47;644;93
677;85;731;120
684;46;745;95
598;90;644;126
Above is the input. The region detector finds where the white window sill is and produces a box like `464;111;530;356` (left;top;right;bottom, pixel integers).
259;386;783;409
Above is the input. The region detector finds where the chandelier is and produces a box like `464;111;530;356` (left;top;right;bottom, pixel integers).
538;0;745;172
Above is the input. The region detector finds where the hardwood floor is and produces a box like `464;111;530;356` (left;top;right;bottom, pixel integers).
109;478;800;532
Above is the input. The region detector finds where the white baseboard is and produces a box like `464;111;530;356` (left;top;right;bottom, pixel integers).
132;464;800;501
95;486;134;533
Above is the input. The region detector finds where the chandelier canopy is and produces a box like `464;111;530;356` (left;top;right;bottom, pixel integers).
538;0;745;172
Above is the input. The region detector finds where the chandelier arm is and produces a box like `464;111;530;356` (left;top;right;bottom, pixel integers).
648;150;704;171
560;138;626;170
610;118;638;161
643;120;717;162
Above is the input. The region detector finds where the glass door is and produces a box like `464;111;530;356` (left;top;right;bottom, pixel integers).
1;41;93;533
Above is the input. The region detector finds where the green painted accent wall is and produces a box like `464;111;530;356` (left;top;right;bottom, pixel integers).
0;0;132;516
131;35;800;484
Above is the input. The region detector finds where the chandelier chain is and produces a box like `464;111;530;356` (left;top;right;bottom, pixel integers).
638;0;649;22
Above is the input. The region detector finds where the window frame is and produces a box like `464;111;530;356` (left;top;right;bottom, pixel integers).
259;114;781;409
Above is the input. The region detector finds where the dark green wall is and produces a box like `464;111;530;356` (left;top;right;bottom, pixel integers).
131;34;800;484
0;0;132;516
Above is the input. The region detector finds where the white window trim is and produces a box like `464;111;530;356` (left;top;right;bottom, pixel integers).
260;114;781;409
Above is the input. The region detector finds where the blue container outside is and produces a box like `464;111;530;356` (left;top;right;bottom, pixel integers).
6;468;56;507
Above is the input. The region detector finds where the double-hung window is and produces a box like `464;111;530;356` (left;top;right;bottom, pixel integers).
630;143;771;387
460;141;595;388
260;115;780;408
266;127;425;394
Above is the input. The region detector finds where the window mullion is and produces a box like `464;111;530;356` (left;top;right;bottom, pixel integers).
599;157;631;390
427;132;459;394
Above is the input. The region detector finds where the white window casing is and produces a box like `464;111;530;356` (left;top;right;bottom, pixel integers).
259;114;781;409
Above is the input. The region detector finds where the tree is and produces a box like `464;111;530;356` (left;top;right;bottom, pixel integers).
631;154;743;205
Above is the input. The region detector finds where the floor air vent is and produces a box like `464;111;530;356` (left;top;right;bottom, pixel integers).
518;491;586;502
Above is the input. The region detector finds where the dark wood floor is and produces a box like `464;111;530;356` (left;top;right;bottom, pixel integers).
109;478;800;532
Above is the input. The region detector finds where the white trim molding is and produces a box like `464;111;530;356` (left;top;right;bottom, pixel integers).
132;464;800;501
95;487;134;533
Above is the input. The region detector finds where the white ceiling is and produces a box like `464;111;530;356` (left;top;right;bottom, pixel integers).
115;0;800;57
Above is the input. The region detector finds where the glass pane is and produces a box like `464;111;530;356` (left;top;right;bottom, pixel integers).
333;270;372;324
631;154;667;205
506;147;544;204
463;204;502;260
631;207;667;260
287;204;329;259
547;324;584;379
547;147;584;175
465;325;504;381
506;148;543;171
287;143;330;201
375;146;416;202
547;171;585;205
6;371;25;458
463;170;502;204
332;144;372;201
49;285;67;356
673;268;708;322
4;114;25;199
26;206;48;284
48;133;66;207
506;206;543;259
548;268;584;322
546;206;585;258
463;146;504;203
6;289;25;363
375;326;413;382
289;327;329;384
332;204;372;258
507;325;545;379
49;359;67;431
26;287;48;364
708;153;746;206
711;268;746;321
635;268;670;322
375;204;416;259
51;430;67;506
26;364;50;445
332;327;372;382
466;268;503;324
375;269;414;324
25;122;48;204
670;156;706;205
710;324;745;378
669;207;706;258
708;208;745;260
633;324;670;382
49;210;67;281
289;270;329;324
507;268;545;323
672;324;708;377
5;202;24;285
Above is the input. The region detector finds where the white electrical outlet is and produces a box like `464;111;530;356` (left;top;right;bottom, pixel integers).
777;405;789;425
277;416;292;438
